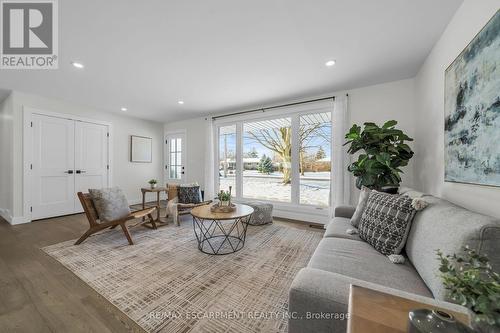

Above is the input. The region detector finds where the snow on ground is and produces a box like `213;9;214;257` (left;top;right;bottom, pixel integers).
219;171;330;206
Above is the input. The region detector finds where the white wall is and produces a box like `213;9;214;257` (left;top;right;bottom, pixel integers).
343;79;416;202
7;91;164;223
414;0;500;218
164;117;209;189
0;93;14;222
164;78;417;209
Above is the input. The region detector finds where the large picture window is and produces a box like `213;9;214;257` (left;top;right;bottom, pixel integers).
215;103;333;210
243;117;292;202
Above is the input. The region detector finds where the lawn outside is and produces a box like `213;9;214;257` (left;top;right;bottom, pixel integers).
219;171;330;207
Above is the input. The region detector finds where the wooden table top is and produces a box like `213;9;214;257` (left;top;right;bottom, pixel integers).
347;284;469;333
141;187;167;193
191;203;254;220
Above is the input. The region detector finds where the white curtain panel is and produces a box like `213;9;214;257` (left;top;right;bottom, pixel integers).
203;117;216;200
330;95;351;217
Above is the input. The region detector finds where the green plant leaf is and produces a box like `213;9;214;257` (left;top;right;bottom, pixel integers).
382;120;398;128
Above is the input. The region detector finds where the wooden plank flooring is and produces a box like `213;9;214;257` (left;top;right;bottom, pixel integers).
0;208;323;332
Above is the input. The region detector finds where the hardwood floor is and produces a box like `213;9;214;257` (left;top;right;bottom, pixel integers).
0;208;323;332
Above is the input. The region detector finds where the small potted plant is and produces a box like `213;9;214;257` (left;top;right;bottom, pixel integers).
437;246;500;332
218;187;232;206
148;179;158;189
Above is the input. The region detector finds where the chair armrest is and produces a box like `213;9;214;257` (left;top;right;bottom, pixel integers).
177;200;212;209
334;205;356;218
129;207;157;219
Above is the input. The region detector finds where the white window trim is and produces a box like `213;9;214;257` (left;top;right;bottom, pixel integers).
213;100;333;224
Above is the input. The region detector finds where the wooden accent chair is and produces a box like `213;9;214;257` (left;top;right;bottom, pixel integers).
166;184;212;226
76;192;157;245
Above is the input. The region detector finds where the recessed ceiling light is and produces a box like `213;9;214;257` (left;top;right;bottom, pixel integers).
120;107;127;112
178;100;184;105
71;61;84;69
325;60;336;67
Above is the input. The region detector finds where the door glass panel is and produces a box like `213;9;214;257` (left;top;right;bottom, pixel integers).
168;135;183;180
243;117;292;202
218;125;236;194
299;112;332;206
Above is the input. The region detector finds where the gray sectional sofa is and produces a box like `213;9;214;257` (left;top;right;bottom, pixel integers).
288;188;500;333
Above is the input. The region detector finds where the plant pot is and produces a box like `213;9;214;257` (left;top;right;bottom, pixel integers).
408;309;473;333
471;318;499;333
150;184;157;189
378;185;399;194
220;200;229;207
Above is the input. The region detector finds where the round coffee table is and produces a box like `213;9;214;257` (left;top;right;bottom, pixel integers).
190;204;254;255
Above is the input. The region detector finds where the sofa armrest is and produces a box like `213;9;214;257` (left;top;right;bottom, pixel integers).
334;205;356;218
288;268;471;333
288;268;351;333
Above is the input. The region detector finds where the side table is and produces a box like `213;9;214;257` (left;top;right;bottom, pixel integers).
347;284;470;333
141;187;168;228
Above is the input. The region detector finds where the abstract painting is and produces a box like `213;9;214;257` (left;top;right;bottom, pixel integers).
444;10;500;187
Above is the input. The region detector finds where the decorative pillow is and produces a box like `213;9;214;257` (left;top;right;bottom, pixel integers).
350;186;371;227
88;187;130;222
178;185;201;204
358;191;418;256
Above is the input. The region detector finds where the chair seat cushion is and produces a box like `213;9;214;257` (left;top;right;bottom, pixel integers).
324;217;362;241
308;238;432;297
88;187;130;222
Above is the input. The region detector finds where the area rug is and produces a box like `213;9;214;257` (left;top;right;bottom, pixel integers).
42;222;323;333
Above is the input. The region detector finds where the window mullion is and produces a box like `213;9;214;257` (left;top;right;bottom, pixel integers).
236;122;243;199
291;115;300;205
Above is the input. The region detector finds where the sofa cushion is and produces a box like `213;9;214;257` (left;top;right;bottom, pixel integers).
405;195;500;300
358;191;417;255
324;217;362;241
308;238;432;297
350;186;371;227
88;187;130;222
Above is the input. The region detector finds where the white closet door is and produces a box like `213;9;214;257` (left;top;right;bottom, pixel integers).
74;121;109;212
32;114;76;219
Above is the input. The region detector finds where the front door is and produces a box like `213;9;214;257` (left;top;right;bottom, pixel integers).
165;132;186;184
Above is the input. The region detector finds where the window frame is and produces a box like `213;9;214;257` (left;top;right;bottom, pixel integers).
214;100;333;212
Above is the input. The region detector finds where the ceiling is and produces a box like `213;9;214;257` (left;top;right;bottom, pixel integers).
0;0;463;122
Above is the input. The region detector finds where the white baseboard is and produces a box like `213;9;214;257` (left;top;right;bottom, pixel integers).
10;216;30;225
273;207;328;225
0;208;11;223
0;208;29;225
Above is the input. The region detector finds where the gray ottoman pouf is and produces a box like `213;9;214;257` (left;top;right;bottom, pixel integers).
243;201;273;225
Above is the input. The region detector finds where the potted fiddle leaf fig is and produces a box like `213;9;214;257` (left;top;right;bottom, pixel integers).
344;120;414;193
437;246;500;332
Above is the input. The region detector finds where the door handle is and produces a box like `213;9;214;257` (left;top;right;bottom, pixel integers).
76;170;86;174
64;170;74;174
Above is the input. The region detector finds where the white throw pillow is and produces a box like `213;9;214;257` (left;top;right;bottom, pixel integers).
350;186;371;227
